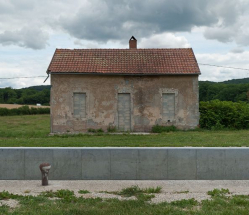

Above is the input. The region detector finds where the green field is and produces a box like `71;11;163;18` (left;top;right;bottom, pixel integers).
1;115;249;147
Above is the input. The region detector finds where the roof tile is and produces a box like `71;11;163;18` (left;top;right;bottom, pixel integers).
47;48;200;75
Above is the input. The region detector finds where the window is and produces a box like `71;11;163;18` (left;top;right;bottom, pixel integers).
162;93;175;122
73;93;86;118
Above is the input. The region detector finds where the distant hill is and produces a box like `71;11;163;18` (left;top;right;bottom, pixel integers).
25;85;51;91
199;78;249;85
199;78;249;102
219;78;249;84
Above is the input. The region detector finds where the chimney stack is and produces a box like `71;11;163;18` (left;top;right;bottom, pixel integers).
129;36;137;49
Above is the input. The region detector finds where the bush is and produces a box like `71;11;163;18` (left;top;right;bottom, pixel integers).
0;108;10;116
152;125;177;133
0;106;50;116
107;125;117;132
199;100;249;130
88;128;96;133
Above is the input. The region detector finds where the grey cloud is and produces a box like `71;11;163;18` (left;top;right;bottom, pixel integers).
203;1;249;46
60;0;219;42
230;48;244;53
0;27;49;49
0;0;248;49
204;28;235;43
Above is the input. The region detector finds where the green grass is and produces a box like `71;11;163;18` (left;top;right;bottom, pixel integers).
2;188;249;214
1;115;249;147
78;190;90;194
107;185;162;197
207;188;230;197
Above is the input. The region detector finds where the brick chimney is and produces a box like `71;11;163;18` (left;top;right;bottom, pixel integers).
129;36;137;49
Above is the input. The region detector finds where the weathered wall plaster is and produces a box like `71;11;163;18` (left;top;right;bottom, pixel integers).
50;74;199;133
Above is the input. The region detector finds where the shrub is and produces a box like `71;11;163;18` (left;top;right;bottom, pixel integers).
88;128;96;133
199;100;249;129
0;106;50;116
107;125;117;132
152;125;177;133
0;108;10;116
97;128;104;133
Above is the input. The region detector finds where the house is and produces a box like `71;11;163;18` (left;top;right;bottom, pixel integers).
46;36;200;133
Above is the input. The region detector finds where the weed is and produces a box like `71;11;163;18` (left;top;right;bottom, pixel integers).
88;128;96;133
174;190;189;194
207;188;230;197
54;189;75;198
171;198;198;208
0;190;19;200
78;190;90;194
137;194;155;201
152;125;178;133
24;190;31;194
115;185;161;201
107;125;117;132
97;128;104;133
0;205;10;214
40;189;74;199
119;186;142;197
143;186;162;194
40;190;56;198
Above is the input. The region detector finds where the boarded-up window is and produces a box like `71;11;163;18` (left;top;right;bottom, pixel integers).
73;93;86;118
162;93;175;122
118;93;131;131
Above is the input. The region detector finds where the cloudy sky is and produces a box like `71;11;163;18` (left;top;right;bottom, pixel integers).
1;0;249;88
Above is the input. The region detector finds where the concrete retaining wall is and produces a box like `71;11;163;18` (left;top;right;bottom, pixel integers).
1;147;249;180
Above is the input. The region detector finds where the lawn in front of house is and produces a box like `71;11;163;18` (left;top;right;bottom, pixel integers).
0;115;249;147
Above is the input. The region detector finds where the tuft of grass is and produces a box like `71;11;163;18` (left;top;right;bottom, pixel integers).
40;189;75;199
78;190;90;194
107;125;117;132
143;186;162;194
170;198;198;208
0;190;19;200
174;190;189;194
40;190;56;198
207;188;230;197
88;128;104;133
118;186;142;197
97;128;104;133
88;128;96;133
152;125;178;133
111;185;162;201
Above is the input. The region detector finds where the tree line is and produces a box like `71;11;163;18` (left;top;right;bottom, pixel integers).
0;78;249;105
0;86;51;105
199;80;249;102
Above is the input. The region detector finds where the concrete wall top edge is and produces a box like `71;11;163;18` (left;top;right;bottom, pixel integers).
0;147;248;150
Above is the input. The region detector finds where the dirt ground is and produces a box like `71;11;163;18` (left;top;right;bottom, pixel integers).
1;180;249;204
0;104;50;109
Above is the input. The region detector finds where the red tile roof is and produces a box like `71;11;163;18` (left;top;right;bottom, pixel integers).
47;48;200;75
